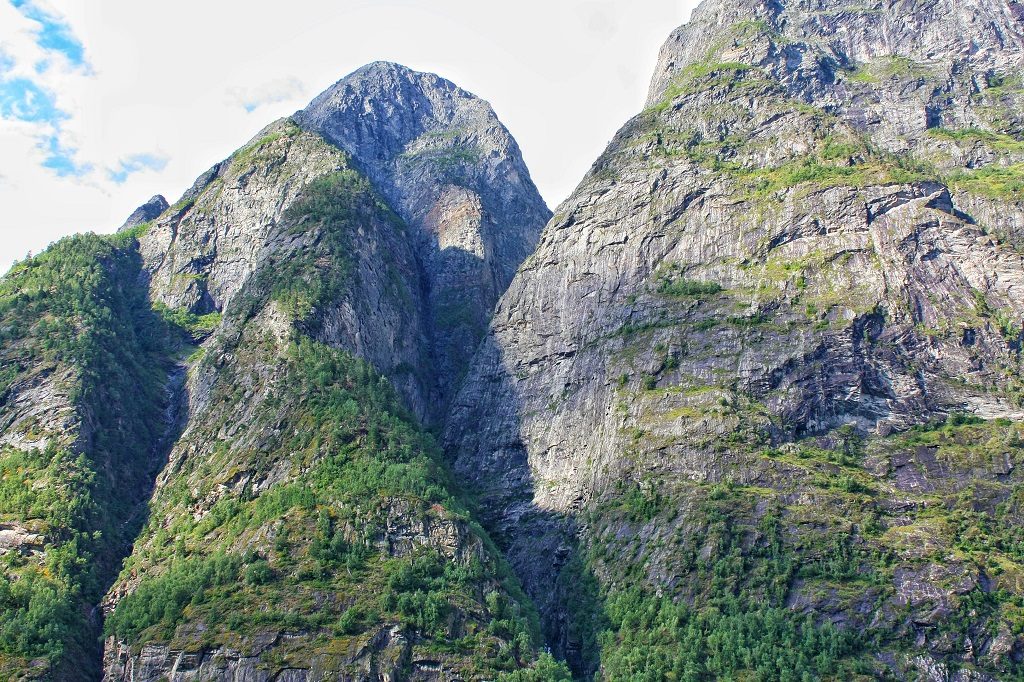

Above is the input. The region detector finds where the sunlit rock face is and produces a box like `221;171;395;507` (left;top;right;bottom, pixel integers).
445;1;1024;677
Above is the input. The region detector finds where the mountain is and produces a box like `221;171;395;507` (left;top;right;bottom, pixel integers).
0;232;178;681
296;62;550;406
5;1;1024;680
445;0;1024;679
0;63;557;681
139;62;549;424
118;196;169;233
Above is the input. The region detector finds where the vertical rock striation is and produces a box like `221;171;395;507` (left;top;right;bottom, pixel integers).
296;61;551;412
446;0;1024;678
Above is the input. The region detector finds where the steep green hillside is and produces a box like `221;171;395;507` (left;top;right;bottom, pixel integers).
577;417;1024;680
0;231;174;679
103;157;567;678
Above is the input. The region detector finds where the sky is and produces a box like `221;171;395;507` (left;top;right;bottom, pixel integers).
0;0;700;271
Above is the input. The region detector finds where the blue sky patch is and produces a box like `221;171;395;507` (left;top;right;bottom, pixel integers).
2;4;96;178
10;0;87;68
0;77;66;123
40;134;92;177
0;80;91;178
107;153;169;184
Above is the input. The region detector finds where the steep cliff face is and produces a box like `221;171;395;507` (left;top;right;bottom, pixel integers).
140;63;549;420
98;68;561;681
0;60;555;680
296;62;551;408
446;0;1024;678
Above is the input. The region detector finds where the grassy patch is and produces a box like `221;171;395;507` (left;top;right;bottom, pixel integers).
114;221;154;244
402;144;482;171
154;303;222;340
653;263;724;299
845;56;934;85
928;127;1024;154
948;163;1024;201
264;169;397;319
651;62;756;113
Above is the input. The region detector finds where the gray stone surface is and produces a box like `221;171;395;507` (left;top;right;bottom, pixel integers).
296;62;551;410
137;62;549;423
443;0;1024;675
118;195;169;232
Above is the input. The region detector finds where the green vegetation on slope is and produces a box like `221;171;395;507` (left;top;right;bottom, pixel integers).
641;57;1024;207
649;60;1024;203
255;169;402;320
584;486;866;681
948;163;1024;201
153;302;222;341
927;127;1024;154
640;64;938;202
653;263;724;299
0;233;174;677
106;333;566;676
572;417;1024;679
105;162;569;678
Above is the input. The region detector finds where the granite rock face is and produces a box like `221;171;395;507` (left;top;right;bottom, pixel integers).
118;195;169;232
139;63;549;420
138;120;438;419
296;62;551;409
445;0;1024;677
104;624;436;682
99;67;552;681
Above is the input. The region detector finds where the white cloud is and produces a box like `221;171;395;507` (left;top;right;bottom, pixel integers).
107;152;169;184
227;76;306;113
579;2;618;38
0;0;701;271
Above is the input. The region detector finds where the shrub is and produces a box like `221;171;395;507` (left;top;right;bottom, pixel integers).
658;278;723;298
244;560;273;586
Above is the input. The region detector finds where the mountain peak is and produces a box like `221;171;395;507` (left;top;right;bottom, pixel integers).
348;59;433;80
647;0;1024;106
333;60;464;102
295;61;492;165
117;194;168;232
293;60;550;415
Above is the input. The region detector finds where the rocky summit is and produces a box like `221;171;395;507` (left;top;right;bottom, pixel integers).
4;1;1024;680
